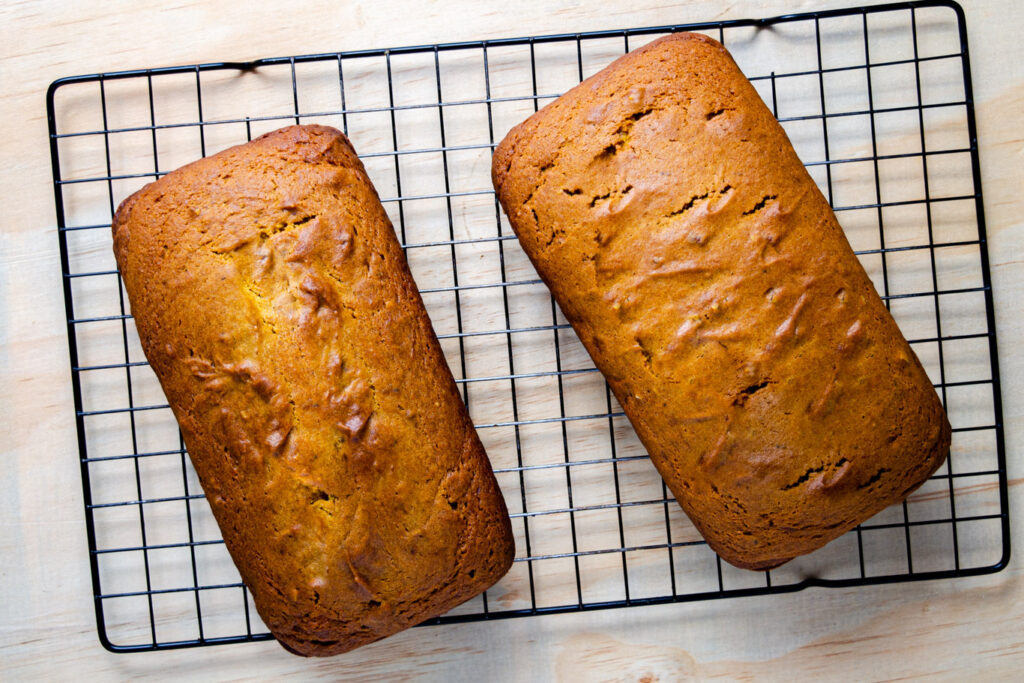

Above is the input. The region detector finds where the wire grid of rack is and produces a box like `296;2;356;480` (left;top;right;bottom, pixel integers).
49;0;1008;653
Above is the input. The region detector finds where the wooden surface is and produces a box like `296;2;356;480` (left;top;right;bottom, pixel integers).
2;0;1022;679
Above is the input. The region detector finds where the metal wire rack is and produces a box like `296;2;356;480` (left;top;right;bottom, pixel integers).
49;0;1008;653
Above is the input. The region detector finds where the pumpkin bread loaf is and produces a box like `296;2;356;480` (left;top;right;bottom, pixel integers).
113;125;514;655
492;34;949;570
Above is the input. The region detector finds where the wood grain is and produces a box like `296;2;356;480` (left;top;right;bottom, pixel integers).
1;0;1021;679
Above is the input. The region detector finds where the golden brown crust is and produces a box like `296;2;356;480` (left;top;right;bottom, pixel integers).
492;34;949;570
113;125;514;655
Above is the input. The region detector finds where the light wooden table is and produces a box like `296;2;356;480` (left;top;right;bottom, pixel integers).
2;0;1021;679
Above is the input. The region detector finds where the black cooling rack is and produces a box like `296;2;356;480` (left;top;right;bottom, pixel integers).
49;0;1009;653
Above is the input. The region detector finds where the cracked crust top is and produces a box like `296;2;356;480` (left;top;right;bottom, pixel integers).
492;33;949;569
113;125;514;655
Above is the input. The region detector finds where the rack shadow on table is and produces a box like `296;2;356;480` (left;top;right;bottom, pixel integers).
47;0;1008;653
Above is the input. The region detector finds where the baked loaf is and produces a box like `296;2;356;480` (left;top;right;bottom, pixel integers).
113;125;514;655
492;34;949;569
